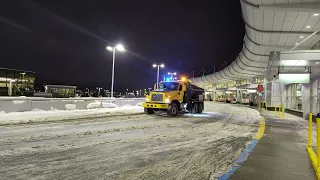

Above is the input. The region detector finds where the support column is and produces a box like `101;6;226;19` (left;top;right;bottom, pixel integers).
280;83;286;109
8;81;12;96
271;81;281;108
311;78;319;114
302;83;311;120
237;90;241;104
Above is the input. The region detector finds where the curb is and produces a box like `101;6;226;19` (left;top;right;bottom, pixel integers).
217;117;265;180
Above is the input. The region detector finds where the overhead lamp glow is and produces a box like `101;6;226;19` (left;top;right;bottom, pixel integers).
160;64;165;68
106;46;113;51
306;26;311;29
300;36;304;39
225;91;232;94
316;62;320;64
295;42;299;45
116;44;125;51
314;13;319;16
153;64;157;67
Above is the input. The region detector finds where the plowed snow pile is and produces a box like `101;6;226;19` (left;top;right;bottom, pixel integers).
0;102;261;180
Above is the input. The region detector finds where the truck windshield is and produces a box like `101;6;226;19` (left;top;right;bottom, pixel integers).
158;82;179;91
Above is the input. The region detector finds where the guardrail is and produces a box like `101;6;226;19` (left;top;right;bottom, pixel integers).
0;97;144;113
307;113;320;179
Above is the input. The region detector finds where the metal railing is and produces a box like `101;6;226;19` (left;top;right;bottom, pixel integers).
0;97;144;113
307;113;320;179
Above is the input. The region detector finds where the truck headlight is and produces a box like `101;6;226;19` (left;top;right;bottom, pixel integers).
145;98;150;102
164;98;170;103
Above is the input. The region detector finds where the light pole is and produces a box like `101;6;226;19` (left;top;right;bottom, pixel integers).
106;44;125;98
153;64;164;89
96;87;102;97
168;72;177;80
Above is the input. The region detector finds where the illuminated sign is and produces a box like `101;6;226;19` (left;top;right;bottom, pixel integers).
247;89;257;93
279;73;310;83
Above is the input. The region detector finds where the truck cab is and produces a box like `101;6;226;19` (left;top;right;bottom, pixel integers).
142;80;204;116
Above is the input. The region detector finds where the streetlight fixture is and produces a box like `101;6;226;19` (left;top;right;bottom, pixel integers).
106;44;126;98
168;72;177;80
153;64;165;89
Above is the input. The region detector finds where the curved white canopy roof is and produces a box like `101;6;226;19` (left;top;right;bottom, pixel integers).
192;0;320;85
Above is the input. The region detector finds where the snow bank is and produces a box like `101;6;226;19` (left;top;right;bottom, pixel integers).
13;100;26;104
65;104;76;110
0;106;144;125
86;102;118;109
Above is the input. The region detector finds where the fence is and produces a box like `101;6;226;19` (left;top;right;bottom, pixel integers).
307;113;320;179
0;97;144;113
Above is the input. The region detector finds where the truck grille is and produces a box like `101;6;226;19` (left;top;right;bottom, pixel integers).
151;93;163;102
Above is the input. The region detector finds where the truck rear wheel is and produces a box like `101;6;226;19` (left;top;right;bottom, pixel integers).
198;102;204;113
191;103;199;114
144;108;154;115
167;103;178;117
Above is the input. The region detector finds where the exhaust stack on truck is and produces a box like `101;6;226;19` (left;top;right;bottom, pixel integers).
142;79;204;116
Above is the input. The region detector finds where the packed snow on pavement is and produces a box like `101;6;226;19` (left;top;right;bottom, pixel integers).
0;102;261;180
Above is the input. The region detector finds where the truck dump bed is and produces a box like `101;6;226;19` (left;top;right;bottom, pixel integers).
184;82;204;102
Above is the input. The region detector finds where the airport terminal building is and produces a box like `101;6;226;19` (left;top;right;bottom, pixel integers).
0;67;35;96
191;1;320;120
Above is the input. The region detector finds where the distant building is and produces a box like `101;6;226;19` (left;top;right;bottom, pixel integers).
75;90;83;97
0;67;35;96
45;85;76;98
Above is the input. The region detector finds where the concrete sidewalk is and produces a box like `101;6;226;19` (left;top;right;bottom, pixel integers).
229;110;316;180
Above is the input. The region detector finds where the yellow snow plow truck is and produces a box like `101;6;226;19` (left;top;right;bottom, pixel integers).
142;79;205;116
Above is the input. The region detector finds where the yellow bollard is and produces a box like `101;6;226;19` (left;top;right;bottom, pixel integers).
317;118;320;168
308;113;312;147
282;104;285;118
278;104;281;117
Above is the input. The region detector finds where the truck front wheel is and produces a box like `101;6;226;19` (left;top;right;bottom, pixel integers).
144;108;154;115
167;103;178;117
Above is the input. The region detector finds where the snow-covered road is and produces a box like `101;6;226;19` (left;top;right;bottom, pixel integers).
0;102;261;180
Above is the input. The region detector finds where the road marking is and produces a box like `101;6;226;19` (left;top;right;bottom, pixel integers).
254;117;265;140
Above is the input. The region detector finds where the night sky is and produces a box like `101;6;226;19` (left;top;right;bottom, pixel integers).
0;0;244;91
